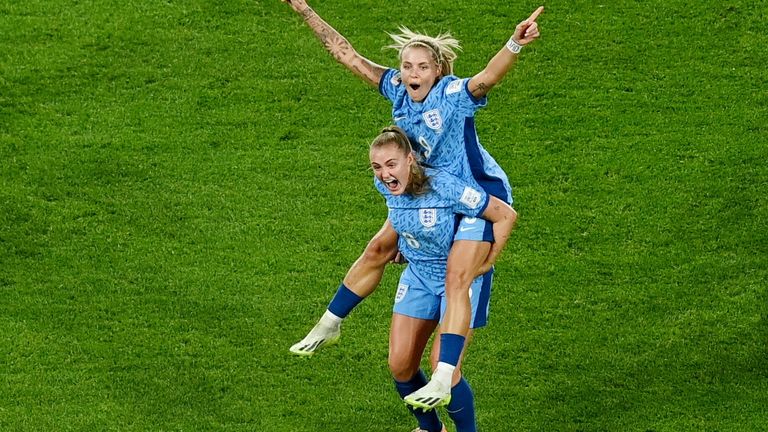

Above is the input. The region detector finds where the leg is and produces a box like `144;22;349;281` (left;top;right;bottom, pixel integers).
432;240;488;378
442;240;490;337
405;264;492;411
343;219;399;297
389;313;436;382
430;327;478;431
389;313;444;432
429;328;474;387
289;220;398;356
414;240;487;387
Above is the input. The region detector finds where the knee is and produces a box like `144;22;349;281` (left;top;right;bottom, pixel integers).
362;236;397;265
445;266;475;294
389;352;418;382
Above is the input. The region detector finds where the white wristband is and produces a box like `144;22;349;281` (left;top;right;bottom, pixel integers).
505;37;522;54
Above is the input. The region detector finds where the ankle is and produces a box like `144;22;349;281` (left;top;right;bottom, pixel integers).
432;362;455;388
319;310;342;328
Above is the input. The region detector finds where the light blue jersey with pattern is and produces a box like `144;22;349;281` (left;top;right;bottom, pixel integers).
379;68;513;204
375;168;490;280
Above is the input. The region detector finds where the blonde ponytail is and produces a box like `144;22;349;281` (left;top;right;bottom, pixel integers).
386;27;461;76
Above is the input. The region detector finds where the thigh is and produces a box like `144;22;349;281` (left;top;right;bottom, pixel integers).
449;216;493;281
368;219;399;258
439;269;494;329
393;265;442;321
344;219;398;294
389;313;438;375
446;240;490;286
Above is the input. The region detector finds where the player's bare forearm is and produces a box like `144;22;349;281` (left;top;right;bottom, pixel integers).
296;6;385;86
478;200;517;275
487;222;511;265
468;6;543;98
468;48;518;98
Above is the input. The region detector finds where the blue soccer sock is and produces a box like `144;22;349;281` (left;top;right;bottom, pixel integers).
429;333;467;389
326;283;363;319
439;333;466;367
394;370;444;432
446;377;476;432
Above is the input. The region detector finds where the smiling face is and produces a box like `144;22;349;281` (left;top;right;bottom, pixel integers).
370;142;414;196
399;45;442;103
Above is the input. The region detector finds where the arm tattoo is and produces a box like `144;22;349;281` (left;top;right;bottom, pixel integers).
300;7;315;20
301;7;383;84
302;9;351;62
322;31;355;64
472;80;496;98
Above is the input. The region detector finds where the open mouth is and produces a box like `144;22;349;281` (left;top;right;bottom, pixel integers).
409;83;421;91
383;178;400;191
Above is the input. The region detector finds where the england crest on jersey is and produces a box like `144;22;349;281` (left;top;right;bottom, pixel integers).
419;208;437;228
422;109;443;130
395;283;408;303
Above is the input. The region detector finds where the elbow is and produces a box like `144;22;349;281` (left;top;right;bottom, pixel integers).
499;208;517;237
497;205;517;225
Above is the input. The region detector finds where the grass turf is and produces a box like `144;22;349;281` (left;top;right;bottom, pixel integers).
1;0;766;430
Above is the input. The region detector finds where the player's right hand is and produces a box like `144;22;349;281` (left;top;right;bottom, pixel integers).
513;6;544;45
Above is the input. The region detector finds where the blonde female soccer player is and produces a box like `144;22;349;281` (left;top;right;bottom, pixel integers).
284;0;542;411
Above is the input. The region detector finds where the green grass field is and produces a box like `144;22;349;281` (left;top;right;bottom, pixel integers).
2;0;766;430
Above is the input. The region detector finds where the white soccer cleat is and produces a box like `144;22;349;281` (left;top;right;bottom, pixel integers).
404;379;452;410
289;322;341;356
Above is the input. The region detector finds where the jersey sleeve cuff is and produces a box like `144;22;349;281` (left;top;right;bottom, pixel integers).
476;193;491;217
379;68;396;96
463;78;488;107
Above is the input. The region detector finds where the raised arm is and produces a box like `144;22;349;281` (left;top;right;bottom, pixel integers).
282;0;388;87
467;6;543;98
476;196;518;276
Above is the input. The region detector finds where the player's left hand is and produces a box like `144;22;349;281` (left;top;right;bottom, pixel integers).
475;261;493;277
512;6;543;45
390;251;408;265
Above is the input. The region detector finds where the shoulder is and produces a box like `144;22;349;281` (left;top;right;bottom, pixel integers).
432;75;470;97
441;75;466;96
440;75;486;107
427;168;462;187
379;68;404;95
428;169;486;210
385;68;402;86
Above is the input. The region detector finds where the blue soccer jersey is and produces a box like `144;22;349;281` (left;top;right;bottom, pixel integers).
375;168;490;280
379;68;513;204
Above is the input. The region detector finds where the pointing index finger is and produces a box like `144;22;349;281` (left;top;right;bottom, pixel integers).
527;6;544;23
